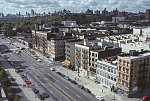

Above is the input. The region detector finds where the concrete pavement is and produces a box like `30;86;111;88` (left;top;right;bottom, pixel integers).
6;69;40;101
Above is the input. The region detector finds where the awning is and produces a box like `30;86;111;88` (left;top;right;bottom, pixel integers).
64;60;70;65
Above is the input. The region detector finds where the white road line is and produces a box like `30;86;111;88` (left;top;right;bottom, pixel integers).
77;95;81;98
65;87;69;90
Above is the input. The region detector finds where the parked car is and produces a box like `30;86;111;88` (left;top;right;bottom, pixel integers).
25;80;31;84
64;76;70;80
32;88;39;94
95;96;105;101
139;96;150;101
50;68;56;71
84;88;91;93
77;84;84;89
38;94;45;100
71;80;78;85
95;81;101;84
42;92;49;98
56;72;61;75
37;58;42;62
23;77;28;81
21;47;25;50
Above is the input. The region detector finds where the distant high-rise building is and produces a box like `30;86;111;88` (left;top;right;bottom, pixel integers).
85;9;93;14
146;9;150;20
102;8;108;16
31;9;34;17
95;10;100;15
0;13;4;18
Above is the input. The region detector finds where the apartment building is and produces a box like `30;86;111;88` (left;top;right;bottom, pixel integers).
32;30;49;57
117;50;150;97
97;57;117;89
65;39;82;69
75;39;98;77
49;37;74;61
89;46;121;75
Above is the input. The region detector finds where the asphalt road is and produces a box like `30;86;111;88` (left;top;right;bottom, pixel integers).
0;36;98;101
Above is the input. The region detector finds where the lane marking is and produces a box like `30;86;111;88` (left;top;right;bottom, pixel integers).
66;87;69;90
77;95;81;98
34;70;75;101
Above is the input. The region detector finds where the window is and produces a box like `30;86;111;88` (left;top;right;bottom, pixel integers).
126;76;128;81
127;61;129;67
111;77;113;80
123;74;125;79
114;78;116;82
92;53;94;56
122;80;124;86
126;82;128;87
123;60;126;66
119;59;122;65
119;73;121;78
126;69;129;74
123;67;125;72
111;69;113;73
119;66;121;71
108;76;110;79
108;68;110;72
114;69;116;74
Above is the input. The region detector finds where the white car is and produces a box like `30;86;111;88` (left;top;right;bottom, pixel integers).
37;58;42;62
50;68;56;71
95;96;105;101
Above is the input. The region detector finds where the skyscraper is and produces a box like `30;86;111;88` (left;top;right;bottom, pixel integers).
31;9;34;17
146;9;150;20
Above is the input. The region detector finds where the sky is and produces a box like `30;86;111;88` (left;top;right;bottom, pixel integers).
0;0;150;15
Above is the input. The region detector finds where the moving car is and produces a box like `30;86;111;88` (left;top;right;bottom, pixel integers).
95;96;105;101
42;92;49;98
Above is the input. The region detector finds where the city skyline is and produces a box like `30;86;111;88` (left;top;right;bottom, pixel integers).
0;0;150;15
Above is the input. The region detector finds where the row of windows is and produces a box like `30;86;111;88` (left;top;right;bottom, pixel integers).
98;64;117;74
118;66;129;74
98;70;116;82
118;79;128;87
118;73;129;81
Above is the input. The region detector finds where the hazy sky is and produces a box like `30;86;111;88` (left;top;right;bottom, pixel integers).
0;0;150;15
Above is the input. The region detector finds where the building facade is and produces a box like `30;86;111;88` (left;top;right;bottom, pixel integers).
117;51;150;97
97;58;117;89
89;47;121;75
146;9;150;20
65;40;82;68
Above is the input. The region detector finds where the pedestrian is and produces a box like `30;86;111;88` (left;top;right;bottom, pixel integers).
102;89;103;93
75;78;76;81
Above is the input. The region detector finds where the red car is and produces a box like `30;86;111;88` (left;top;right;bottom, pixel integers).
139;96;150;101
25;80;31;84
42;92;49;98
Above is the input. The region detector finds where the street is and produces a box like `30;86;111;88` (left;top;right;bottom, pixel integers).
0;35;98;101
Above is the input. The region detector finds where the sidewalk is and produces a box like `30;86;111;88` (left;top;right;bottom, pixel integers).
6;69;40;101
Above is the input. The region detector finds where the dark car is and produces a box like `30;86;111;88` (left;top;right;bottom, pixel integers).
38;94;45;100
42;92;49;98
56;72;61;75
21;48;25;50
84;88;91;93
77;84;84;89
95;81;101;84
32;88;39;94
71;80;78;85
